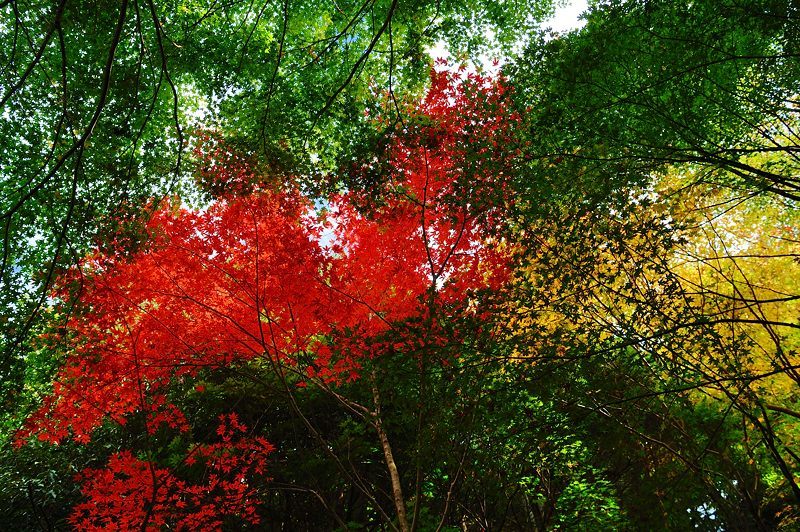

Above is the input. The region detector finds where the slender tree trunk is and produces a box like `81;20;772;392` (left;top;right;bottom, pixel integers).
372;379;410;532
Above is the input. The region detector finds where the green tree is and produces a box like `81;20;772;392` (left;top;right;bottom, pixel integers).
510;0;799;204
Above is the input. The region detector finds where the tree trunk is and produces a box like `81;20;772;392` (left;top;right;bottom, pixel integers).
372;380;410;532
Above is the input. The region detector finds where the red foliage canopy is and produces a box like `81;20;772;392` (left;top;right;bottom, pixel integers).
18;68;521;527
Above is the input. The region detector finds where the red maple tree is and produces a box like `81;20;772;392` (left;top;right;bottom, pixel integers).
17;68;521;528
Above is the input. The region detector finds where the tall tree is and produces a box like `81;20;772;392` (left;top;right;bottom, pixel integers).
0;0;555;414
13;70;520;528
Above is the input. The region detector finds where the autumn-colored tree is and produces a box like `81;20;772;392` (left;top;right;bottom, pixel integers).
15;69;517;529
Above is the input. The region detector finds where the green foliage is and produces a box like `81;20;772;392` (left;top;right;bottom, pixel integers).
2;0;799;529
509;0;800;204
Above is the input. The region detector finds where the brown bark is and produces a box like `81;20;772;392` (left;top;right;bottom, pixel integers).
372;379;410;532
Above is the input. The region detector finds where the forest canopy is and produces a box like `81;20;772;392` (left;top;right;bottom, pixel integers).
1;0;798;529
